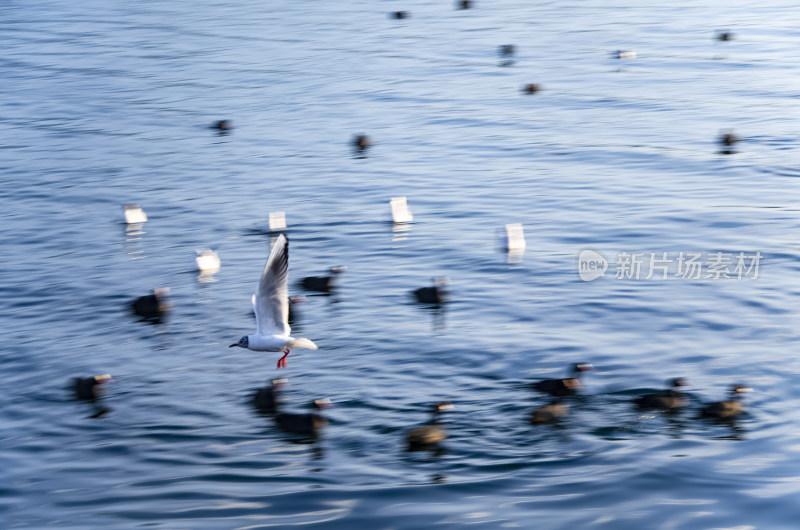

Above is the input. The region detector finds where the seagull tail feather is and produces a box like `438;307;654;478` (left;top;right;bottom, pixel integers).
288;338;318;350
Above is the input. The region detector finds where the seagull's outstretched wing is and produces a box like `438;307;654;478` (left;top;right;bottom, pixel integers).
254;234;290;336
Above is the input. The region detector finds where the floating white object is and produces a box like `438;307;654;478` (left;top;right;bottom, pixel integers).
614;50;637;59
268;211;287;231
390;197;413;224
503;223;526;252
124;204;147;224
195;248;221;273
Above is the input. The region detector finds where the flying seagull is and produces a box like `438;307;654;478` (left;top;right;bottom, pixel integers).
230;234;317;368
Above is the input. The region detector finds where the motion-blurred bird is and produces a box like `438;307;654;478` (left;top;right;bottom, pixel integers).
352;134;372;155
130;288;171;321
123;204;147;224
500;223;526;252
300;266;346;293
529;398;568;425
613;50;637;59
499;44;516;57
634;377;689;411
195;248;221;273
531;363;594;397
522;84;541;95
230;234;318;369
287;295;306;326
719;130;741;147
72;374;113;401
211;119;233;132
390;196;414;224
252;378;287;414
700;384;752;419
406;401;453;450
391;11;409;19
412;277;449;305
275;398;332;436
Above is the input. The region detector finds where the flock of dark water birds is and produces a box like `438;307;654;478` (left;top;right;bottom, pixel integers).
528;366;752;429
70;8;751;450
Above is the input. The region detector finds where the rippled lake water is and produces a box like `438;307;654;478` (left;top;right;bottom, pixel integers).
4;0;800;527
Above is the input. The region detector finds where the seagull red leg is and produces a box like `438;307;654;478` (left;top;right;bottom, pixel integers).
277;349;290;369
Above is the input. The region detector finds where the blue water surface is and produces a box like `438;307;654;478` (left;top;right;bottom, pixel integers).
2;0;800;527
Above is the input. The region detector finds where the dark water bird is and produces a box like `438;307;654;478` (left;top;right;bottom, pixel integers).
719;130;741;146
352;134;372;155
531;363;594;397
720;131;740;146
72;374;113;401
634;377;689;411
530;398;568;425
230;234;318;369
287;295;306;326
456;0;472;9
718;129;741;154
522;83;541;94
406;401;454;450
300;266;346;293
252;378;288;414
700;384;752;419
716;30;735;41
391;11;409;19
499;44;516;57
412;277;449;305
275;398;332;436
130;288;171;322
211;119;233;132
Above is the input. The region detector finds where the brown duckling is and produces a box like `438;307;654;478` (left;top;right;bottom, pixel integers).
275;399;332;436
529;398;568;425
406;401;453;450
700;384;752;419
531;363;594;397
72;374;113;401
634;377;689;411
252;378;287;414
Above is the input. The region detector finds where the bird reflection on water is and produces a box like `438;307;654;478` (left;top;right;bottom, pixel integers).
252;378;288;415
391;220;411;245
